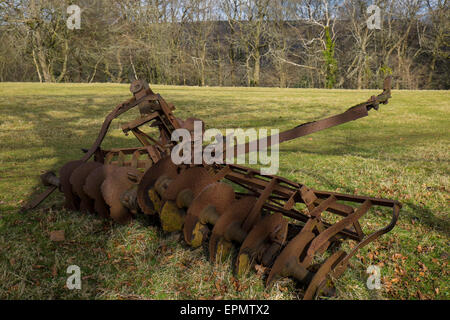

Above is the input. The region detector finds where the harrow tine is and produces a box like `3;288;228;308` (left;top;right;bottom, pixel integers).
69;162;103;214
266;230;315;288
302;250;346;300
241;178;278;232
59;160;84;210
306;200;372;260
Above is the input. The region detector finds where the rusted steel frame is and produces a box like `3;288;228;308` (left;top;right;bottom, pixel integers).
82;92;177;163
223;164;401;209
307;195;335;217
222;169;353;216
282;190;297;210
266;192;354;219
218;78;391;159
121;112;160;134
23;86;182;211
215;163;300;189
313;190;401;208
222;164;401;217
20;185;57;212
224;171;296;198
237;188;367;241
102;146;160;162
225;167;391;214
130;127;168;155
106;160;150;168
81;94;158;162
230;104;369;157
220;165;399;244
225;175;354;223
262;203;362;241
145;145;163;163
132;128;166;151
154;94;181;133
221;166;352;216
189;77;392;168
130;128;152;147
242;178;278;231
100;146;154;155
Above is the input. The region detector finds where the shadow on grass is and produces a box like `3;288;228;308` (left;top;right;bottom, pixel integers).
281;131;447;160
402;202;450;237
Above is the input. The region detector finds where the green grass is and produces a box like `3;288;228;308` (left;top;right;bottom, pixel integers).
0;82;448;300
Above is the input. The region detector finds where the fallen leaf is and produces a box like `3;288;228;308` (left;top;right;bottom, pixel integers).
50;230;65;242
215;280;221;292
231;277;240;291
254;264;267;277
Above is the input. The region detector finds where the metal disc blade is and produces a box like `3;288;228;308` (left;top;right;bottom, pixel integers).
69;161;103;213
184;182;235;245
101;165;140;224
137;156;178;215
59;160;84;210
84;164;115;218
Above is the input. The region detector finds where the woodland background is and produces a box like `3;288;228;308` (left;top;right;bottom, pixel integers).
0;0;448;89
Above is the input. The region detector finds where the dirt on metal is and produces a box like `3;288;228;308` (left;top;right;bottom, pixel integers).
24;77;401;300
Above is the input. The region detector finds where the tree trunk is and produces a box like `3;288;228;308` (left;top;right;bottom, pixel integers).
253;49;260;86
32;49;42;83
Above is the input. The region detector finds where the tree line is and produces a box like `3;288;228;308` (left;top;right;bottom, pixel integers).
0;0;448;89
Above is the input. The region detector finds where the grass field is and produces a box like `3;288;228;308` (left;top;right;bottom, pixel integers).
0;82;448;300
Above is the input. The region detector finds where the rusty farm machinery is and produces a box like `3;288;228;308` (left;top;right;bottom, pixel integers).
23;77;401;299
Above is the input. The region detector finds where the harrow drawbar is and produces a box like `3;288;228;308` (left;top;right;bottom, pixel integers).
24;77;401;299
